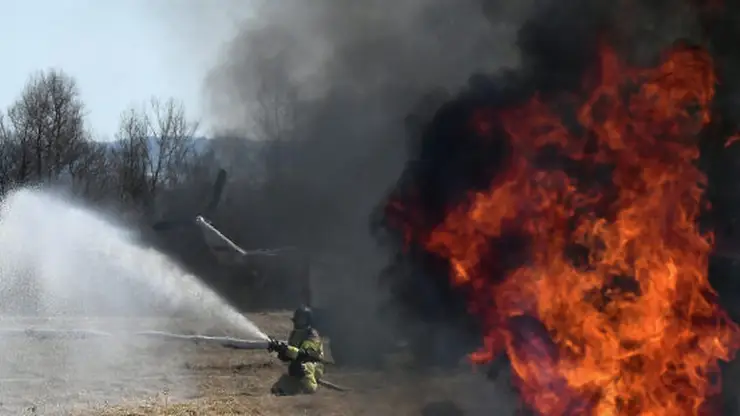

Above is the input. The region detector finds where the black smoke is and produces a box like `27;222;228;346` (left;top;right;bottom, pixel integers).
377;0;740;412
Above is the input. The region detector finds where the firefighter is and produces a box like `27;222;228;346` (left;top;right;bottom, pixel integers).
269;306;325;395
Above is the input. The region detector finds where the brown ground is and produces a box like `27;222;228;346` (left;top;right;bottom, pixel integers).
12;313;740;415
0;313;516;416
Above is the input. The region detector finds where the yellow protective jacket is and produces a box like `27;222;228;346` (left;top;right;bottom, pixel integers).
275;327;325;393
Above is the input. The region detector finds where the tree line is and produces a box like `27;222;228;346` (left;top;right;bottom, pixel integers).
0;70;202;211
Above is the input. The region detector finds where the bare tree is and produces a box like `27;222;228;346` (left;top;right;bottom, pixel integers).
209;26;302;184
146;97;200;191
4;70;88;183
110;108;151;207
253;48;302;186
110;97;199;211
0;112;16;194
68;141;114;201
253;52;298;143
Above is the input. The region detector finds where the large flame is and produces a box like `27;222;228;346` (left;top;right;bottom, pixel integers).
389;41;740;415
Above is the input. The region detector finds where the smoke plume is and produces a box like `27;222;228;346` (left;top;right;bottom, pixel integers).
200;1;538;361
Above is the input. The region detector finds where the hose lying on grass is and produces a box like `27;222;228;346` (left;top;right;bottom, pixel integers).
0;328;272;346
0;327;352;392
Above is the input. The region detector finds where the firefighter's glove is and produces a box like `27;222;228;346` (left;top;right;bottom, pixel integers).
267;337;291;361
267;337;285;353
267;337;278;352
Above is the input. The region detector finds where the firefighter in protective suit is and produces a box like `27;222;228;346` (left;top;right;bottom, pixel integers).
269;306;325;395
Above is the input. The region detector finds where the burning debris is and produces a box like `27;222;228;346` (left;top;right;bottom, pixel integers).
381;0;740;414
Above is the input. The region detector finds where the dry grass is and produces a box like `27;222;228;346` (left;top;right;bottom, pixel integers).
88;392;416;416
84;371;494;416
69;312;514;416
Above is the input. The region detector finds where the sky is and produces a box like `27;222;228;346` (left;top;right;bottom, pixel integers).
0;0;252;140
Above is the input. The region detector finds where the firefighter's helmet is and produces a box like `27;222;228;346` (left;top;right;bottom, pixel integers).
292;305;312;329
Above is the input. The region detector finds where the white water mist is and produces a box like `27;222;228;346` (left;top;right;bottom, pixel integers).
0;188;266;338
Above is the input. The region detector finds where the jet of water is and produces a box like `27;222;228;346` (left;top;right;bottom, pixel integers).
0;187;267;340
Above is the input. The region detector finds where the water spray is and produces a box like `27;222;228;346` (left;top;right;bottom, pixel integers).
0;188;267;339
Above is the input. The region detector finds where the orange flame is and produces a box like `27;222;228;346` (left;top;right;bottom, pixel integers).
417;43;739;414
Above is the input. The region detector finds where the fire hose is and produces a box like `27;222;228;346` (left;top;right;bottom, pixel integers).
0;328;350;392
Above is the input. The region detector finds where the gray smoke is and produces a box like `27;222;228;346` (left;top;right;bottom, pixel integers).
206;0;530;133
199;0;541;253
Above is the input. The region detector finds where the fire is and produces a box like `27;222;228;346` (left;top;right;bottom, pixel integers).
389;41;740;415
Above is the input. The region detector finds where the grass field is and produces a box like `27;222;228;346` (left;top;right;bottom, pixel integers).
0;312;516;416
